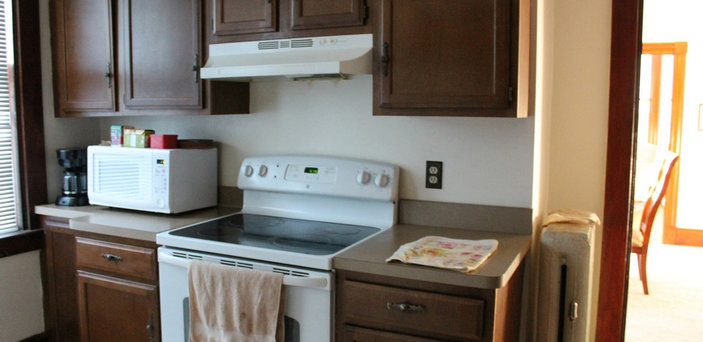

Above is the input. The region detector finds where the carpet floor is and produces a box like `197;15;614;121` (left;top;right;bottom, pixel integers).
625;243;703;342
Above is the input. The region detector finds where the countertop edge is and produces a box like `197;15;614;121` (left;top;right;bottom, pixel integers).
35;204;240;242
35;205;94;219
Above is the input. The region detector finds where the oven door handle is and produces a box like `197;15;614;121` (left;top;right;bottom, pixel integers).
158;251;329;289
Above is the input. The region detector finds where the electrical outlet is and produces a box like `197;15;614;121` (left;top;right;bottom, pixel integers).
426;161;443;189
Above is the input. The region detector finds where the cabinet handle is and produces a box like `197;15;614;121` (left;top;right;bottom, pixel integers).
386;302;424;313
104;63;112;88
101;253;123;262
381;42;390;76
192;54;199;83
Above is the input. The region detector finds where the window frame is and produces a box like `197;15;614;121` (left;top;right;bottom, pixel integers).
0;0;47;256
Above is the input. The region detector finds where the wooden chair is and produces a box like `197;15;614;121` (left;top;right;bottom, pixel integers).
631;150;679;295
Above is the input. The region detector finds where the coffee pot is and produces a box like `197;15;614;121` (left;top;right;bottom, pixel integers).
55;148;89;206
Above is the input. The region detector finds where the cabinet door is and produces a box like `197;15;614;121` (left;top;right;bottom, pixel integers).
213;0;277;36
51;0;116;116
43;220;80;341
120;0;202;109
290;0;365;30
376;0;513;114
77;271;160;342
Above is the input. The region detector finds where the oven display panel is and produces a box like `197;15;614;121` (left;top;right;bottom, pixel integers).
285;164;337;183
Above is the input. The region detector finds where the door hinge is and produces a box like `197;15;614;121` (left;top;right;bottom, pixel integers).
508;87;514;103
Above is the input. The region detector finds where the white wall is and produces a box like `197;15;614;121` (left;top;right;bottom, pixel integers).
547;0;610;216
546;0;612;341
100;78;536;209
0;251;44;342
526;0;555;339
642;0;703;229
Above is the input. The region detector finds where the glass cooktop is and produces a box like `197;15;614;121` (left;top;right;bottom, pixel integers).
168;214;380;255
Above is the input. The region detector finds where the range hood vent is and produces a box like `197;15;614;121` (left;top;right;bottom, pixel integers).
201;34;372;81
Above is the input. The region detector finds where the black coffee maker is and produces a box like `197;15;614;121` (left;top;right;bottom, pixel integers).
55;148;89;206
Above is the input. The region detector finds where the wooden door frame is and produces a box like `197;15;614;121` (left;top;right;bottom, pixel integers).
596;0;642;341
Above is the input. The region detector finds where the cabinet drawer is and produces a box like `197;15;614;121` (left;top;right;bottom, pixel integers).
343;325;443;342
342;280;484;341
76;237;156;282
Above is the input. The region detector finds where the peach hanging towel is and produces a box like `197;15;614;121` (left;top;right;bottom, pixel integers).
188;260;286;342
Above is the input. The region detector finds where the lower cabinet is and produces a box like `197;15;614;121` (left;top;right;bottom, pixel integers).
42;216;160;342
335;265;524;342
77;272;159;342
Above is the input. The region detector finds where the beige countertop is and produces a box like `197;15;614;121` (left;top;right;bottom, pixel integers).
36;203;530;289
333;224;531;289
35;204;240;242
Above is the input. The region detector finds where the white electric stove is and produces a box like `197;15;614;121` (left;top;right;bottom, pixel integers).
156;155;399;342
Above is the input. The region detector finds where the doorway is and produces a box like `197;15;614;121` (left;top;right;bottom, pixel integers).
635;41;685;247
625;39;703;341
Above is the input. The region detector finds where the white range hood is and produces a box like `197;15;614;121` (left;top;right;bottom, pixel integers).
200;34;372;81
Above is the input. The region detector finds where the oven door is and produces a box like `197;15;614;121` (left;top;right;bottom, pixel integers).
158;248;333;342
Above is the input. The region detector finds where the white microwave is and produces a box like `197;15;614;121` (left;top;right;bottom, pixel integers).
87;145;217;214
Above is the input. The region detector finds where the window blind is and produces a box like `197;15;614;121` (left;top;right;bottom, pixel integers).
0;0;19;235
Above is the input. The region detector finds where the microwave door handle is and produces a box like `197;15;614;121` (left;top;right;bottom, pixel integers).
157;250;328;289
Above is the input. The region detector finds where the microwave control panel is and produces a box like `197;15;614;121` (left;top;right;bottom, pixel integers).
152;154;169;207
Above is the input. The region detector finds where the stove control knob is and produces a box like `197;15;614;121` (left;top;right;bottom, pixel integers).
258;165;268;177
244;165;254;177
374;173;390;187
356;171;371;185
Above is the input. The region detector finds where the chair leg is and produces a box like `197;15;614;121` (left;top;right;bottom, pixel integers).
638;253;649;295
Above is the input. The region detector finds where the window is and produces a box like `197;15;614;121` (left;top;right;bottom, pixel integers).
0;0;19;235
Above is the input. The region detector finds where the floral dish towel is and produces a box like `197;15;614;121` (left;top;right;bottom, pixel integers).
386;236;499;273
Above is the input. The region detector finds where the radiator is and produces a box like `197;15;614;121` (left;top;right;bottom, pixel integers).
537;221;596;342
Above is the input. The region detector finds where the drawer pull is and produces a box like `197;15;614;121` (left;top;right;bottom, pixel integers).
386;302;425;313
101;253;123;262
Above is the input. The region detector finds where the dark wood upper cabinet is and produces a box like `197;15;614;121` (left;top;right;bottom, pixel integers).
212;0;278;36
50;0;249;117
120;0;202;110
51;0;116;115
373;0;530;117
291;0;365;30
378;0;510;110
208;0;370;43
